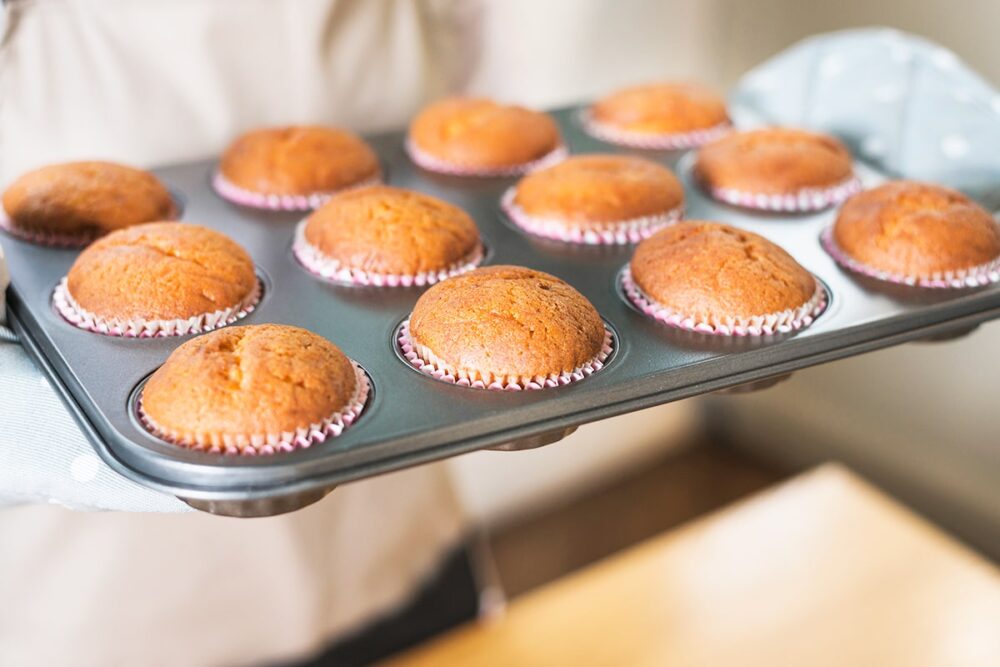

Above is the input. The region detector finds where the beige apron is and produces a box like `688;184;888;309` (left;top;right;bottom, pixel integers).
0;2;468;665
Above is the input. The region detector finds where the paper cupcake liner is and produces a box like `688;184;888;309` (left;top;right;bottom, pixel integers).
579;110;732;150
821;227;1000;289
137;361;370;455
0;205;179;248
405;139;568;177
705;175;862;212
53;277;262;337
501;187;684;245
397;320;614;390
292;220;485;287
621;265;827;336
212;171;382;211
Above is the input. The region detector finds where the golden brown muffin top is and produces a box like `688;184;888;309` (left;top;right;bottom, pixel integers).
67;222;256;321
303;186;481;275
631;221;816;321
219;126;380;196
590;82;729;135
142;324;358;447
695;128;853;195
410;265;605;380
2;161;176;237
832;181;1000;277
512;155;683;226
409;97;561;169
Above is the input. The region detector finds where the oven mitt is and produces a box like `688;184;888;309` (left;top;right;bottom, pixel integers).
730;28;1000;210
0;243;187;511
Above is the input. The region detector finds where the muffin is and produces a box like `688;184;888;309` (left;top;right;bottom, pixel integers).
1;161;176;246
502;155;684;244
407;97;565;176
54;222;260;337
399;265;612;389
694;128;860;212
623;221;825;335
584;82;731;149
294;186;483;286
824;181;1000;288
138;324;368;454
214;126;381;210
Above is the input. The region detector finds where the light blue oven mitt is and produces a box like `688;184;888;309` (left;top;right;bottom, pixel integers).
2;28;997;512
730;27;1000;210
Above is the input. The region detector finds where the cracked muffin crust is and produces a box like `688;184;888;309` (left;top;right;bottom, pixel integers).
218;125;380;196
300;185;482;276
589;82;729;137
1;161;176;243
510;155;683;227
141;324;362;450
695;128;854;196
630;221;817;324
831;181;1000;279
66;222;257;322
408;97;562;171
408;265;606;382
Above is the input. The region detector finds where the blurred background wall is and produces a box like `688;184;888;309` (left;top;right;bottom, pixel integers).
446;0;1000;557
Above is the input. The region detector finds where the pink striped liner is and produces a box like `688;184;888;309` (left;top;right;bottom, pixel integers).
292;220;485;287
705;175;862;213
53;277;261;338
580;110;732;150
212;171;382;211
621;265;827;336
821;227;1000;289
405;139;568;177
137;361;369;455
501;188;684;245
397;320;614;391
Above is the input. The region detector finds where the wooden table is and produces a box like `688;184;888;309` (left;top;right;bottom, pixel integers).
386;464;1000;667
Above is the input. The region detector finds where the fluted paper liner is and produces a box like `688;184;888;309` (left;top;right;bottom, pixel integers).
292;220;485;287
137;361;370;455
54;277;262;337
821;227;1000;289
621;265;827;336
704;174;862;213
580;110;732;150
398;320;614;390
212;171;382;211
405;139;568;177
501;187;683;245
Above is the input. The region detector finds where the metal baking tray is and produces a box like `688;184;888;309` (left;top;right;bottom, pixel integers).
6;106;1000;516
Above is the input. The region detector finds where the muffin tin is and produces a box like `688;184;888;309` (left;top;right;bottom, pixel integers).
6;106;1000;516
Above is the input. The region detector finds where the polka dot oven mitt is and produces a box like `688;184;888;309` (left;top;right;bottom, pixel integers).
730;28;1000;209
